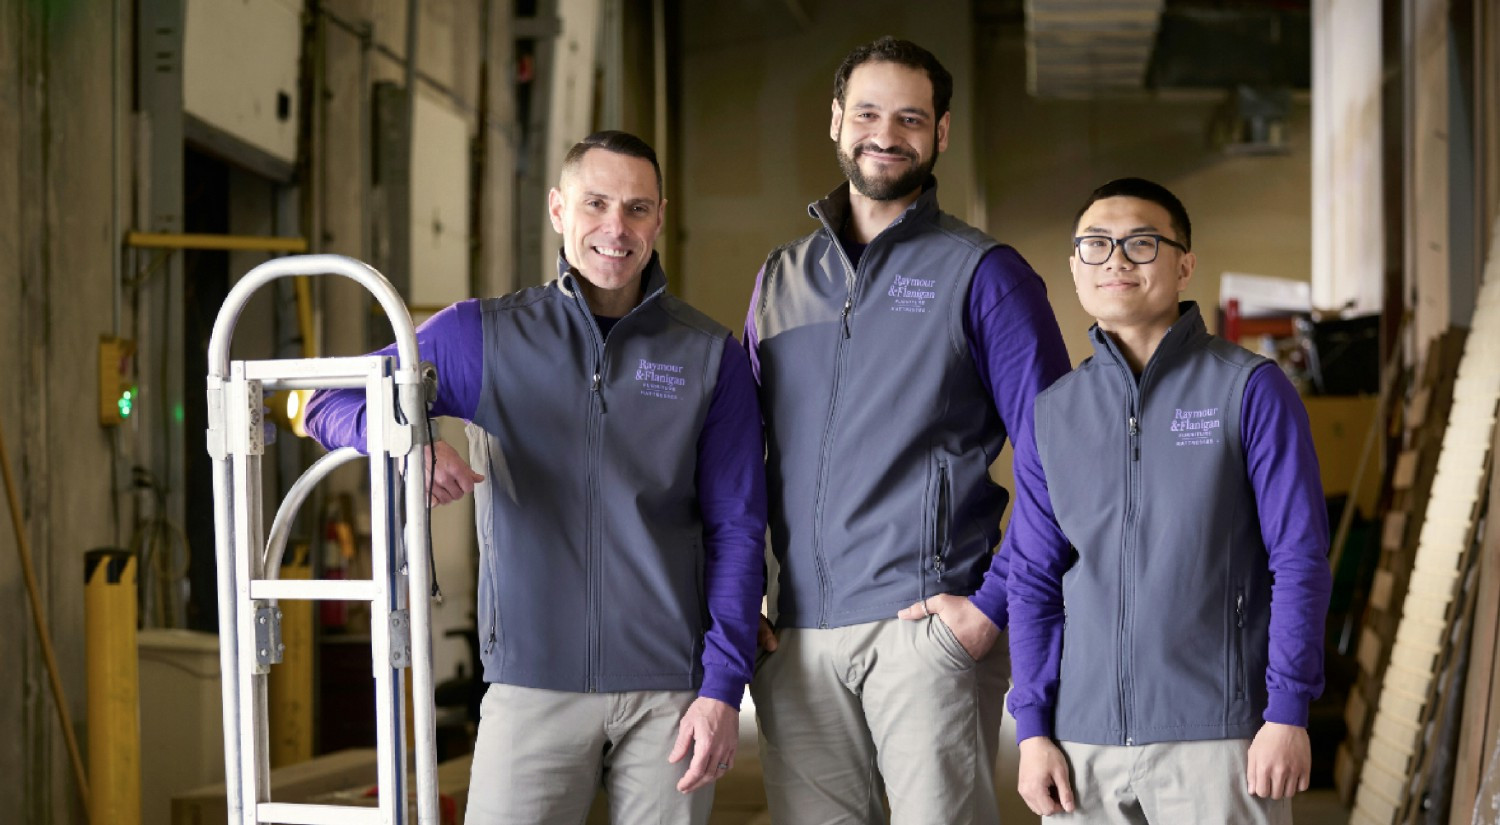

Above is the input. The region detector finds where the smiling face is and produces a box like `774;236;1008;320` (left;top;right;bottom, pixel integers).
831;60;949;202
548;147;665;304
1070;196;1195;336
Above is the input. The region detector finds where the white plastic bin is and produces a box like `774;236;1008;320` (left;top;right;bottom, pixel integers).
139;629;223;825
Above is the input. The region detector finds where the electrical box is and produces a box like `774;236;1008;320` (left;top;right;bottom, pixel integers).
183;0;302;175
374;84;473;313
99;336;136;427
409;91;473;311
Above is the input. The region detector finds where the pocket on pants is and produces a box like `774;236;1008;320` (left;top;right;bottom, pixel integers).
929;615;977;670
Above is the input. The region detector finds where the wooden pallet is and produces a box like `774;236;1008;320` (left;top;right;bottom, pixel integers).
1447;221;1500;825
1350;278;1500;825
1337;330;1469;804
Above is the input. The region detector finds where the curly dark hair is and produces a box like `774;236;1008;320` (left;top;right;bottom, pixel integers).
833;36;953;119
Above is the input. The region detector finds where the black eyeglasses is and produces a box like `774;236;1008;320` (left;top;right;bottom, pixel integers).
1073;234;1188;265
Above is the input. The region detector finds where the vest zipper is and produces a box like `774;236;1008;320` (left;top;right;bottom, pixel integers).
1118;368;1143;746
1233;589;1246;700
808;229;864;627
573;287;612;693
565;270;660;691
1120;406;1135;746
1114;345;1162;747
933;461;949;581
585;382;603;691
592;372;607;413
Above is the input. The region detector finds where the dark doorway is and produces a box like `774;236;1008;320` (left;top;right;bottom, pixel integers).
182;146;231;632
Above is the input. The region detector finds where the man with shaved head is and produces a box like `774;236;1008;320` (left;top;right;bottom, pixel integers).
305;130;766;824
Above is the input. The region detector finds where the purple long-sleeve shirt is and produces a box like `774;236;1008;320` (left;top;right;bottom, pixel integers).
745;244;1073;629
304;298;768;708
1005;360;1333;742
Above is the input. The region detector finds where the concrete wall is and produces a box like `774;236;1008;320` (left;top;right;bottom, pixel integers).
0;1;123;821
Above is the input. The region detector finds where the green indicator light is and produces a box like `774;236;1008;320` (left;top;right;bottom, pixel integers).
172;403;185;423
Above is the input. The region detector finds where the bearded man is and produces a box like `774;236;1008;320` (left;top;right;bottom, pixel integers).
743;36;1072;825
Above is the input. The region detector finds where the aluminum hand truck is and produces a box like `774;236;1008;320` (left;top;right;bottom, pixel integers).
206;254;438;825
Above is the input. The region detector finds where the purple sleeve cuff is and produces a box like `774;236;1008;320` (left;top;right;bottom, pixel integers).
969;579;1007;631
1263;690;1311;728
698;666;747;710
1012;706;1055;743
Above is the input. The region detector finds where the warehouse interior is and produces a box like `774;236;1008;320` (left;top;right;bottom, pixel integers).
1;0;1498;822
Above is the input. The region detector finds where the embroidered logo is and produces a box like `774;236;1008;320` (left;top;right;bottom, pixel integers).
1170;407;1222;446
887;274;938;313
635;359;686;400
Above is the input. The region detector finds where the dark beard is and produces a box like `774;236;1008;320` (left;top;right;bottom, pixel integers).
837;142;937;201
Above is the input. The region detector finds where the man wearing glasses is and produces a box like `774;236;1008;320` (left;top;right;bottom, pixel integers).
1007;177;1332;823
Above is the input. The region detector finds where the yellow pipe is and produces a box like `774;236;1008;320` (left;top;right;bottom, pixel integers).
124;231;309;253
293;276;318;358
269;547;314;767
85;549;138;825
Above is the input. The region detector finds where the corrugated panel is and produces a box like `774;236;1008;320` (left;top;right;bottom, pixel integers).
1025;0;1164;99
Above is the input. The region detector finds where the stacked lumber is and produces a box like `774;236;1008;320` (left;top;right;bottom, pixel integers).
1446;223;1500;824
1337;330;1467;804
1350;252;1500;824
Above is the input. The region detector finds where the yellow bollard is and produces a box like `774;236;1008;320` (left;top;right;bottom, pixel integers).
269;544;314;767
85;548;139;825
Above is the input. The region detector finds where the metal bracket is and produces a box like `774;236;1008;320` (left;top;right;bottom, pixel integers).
205;378;227;460
253;603;285;673
228;378;265;457
381;374;414;456
390;609;412;668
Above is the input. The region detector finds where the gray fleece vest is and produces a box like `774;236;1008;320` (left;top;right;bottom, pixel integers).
1035;303;1271;745
469;254;727;692
755;180;1003;628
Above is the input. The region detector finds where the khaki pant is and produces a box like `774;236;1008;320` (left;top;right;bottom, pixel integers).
466;684;713;825
751;617;1010;825
1050;739;1292;824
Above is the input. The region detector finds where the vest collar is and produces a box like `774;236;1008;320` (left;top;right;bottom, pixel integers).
1088;301;1210;371
809;176;942;245
553;248;669;311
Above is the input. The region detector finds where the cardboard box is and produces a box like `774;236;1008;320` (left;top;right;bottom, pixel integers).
171;748;378;825
1303;395;1381;517
309;753;472;825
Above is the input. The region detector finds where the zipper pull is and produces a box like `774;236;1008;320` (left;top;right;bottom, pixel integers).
841;297;852;338
1128;416;1139;461
1236;593;1244;628
592;372;607;413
